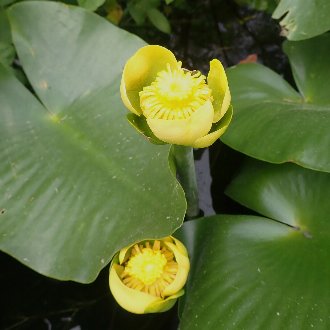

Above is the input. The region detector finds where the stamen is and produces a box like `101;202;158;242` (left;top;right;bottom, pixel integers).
139;62;212;120
120;240;179;298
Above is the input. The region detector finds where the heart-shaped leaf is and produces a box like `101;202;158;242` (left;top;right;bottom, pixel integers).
222;33;330;173
0;2;186;283
178;160;330;329
272;0;330;40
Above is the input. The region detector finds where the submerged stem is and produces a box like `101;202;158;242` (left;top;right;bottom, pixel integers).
172;145;200;219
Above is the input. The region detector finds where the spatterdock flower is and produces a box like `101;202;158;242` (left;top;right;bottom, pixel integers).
109;236;190;314
120;45;232;147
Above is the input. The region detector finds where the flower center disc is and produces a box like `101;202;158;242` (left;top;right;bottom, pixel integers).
139;62;212;120
120;240;179;297
126;249;167;285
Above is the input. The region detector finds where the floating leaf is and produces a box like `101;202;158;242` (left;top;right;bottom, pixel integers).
0;8;15;67
222;33;330;173
272;0;330;40
179;160;330;329
0;2;186;282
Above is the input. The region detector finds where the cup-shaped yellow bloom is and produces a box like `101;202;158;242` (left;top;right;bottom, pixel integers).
120;45;232;147
109;236;190;314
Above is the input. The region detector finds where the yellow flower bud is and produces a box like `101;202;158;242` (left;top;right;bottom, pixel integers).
109;236;190;314
120;45;233;147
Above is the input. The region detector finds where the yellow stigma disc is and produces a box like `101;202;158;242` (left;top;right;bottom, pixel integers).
139;62;212;120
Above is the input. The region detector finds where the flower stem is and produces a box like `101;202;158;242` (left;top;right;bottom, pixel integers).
172;145;200;219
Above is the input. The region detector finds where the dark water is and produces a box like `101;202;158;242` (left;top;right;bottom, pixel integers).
1;1;288;329
123;0;289;76
0;252;178;329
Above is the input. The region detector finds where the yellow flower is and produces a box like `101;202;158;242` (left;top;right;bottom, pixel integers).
120;45;233;147
109;236;190;314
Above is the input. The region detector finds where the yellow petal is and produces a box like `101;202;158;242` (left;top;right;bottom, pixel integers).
164;240;190;272
207;59;231;123
171;236;188;257
162;241;190;296
146;100;214;146
192;105;233;148
121;45;177;115
120;76;140;115
145;290;184;313
119;246;131;264
109;261;162;314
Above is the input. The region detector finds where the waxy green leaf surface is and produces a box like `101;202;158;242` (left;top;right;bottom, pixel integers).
0;2;186;282
222;33;330;172
272;0;330;40
179;160;330;329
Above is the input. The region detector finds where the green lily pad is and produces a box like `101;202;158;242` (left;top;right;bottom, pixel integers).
284;34;330;105
179;160;330;329
0;8;15;67
222;33;330;173
226;159;330;229
0;2;186;283
272;0;330;40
